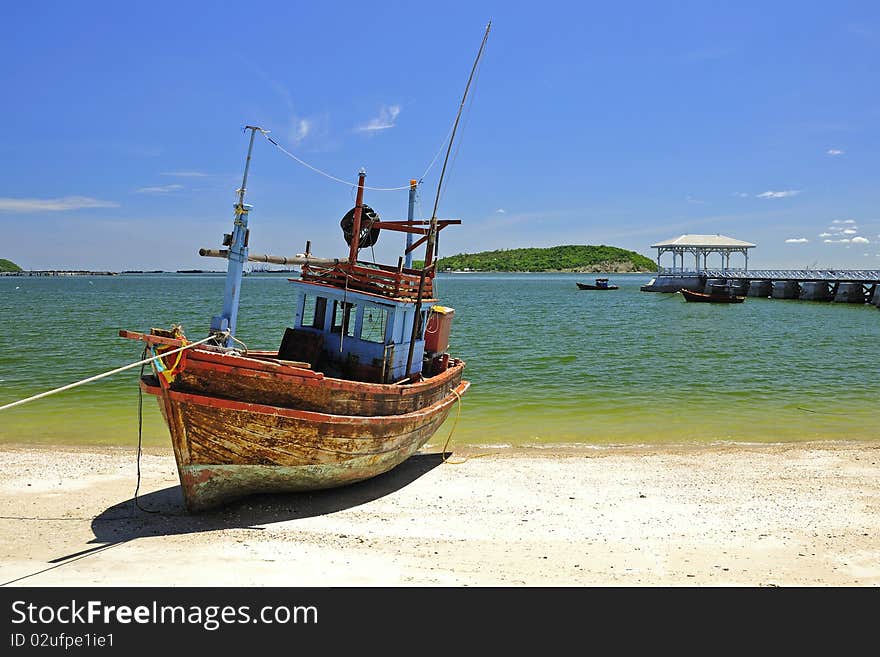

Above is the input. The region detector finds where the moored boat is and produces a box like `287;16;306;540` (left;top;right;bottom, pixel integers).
122;133;472;510
120;23;490;510
680;287;745;303
576;277;619;290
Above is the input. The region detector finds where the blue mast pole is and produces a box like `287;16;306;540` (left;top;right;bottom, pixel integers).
404;179;417;269
210;125;260;347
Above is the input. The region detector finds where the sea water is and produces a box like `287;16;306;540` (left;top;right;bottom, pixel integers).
1;272;878;447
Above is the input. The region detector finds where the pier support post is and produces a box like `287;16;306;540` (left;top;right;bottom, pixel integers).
771;280;800;299
747;280;771;297
799;281;833;301
833;282;866;303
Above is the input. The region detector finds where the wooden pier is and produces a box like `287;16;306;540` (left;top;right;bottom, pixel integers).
642;269;880;307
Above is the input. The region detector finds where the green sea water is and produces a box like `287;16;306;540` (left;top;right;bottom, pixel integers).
1;272;878;448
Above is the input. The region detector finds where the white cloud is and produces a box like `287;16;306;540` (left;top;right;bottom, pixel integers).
291;118;312;144
851;236;870;244
824;238;851;244
842;228;857;234
826;148;844;156
357;105;401;132
136;184;184;194
757;190;801;199
733;192;750;198
819;232;832;237
0;196;119;212
831;219;856;224
495;208;506;214
785;237;808;243
686;195;707;204
161;171;208;177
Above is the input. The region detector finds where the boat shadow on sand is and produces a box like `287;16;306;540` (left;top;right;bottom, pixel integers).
51;453;446;565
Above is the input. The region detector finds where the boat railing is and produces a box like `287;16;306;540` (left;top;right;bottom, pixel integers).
301;261;434;300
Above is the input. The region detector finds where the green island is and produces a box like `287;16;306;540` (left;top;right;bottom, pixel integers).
420;245;656;273
0;258;22;272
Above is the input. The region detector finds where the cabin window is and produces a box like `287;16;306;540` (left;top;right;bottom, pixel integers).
301;295;327;329
361;306;389;343
331;300;356;337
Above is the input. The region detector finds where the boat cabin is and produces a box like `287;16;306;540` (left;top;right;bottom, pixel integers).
284;278;434;383
595;278;610;289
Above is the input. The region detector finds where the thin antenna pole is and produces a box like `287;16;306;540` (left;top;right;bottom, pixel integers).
405;22;491;378
238;126;261;208
429;21;491;224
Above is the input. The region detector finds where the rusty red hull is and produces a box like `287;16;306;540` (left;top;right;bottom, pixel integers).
143;376;469;512
171;347;465;416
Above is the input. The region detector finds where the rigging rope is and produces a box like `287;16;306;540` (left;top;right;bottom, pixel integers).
0;332;227;412
135;348;159;513
260;131;411;191
438;387;501;465
257;105;459;192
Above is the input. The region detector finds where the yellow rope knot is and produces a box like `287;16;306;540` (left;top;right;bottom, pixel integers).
153;331;188;384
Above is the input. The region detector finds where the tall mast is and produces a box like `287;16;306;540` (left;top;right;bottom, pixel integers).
404;22;491;377
404;179;417;269
210;125;261;347
348;170;367;265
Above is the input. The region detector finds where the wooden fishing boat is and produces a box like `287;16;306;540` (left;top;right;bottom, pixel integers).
576;278;618;290
680;287;745;303
121;131;472;510
120;25;490;511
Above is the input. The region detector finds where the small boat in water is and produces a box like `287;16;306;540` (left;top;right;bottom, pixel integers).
576;278;618;290
680;286;745;303
119;25;490;510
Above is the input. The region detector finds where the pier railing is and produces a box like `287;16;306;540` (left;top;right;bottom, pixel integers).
657;267;880;282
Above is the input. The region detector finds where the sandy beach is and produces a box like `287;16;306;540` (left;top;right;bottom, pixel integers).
0;441;878;587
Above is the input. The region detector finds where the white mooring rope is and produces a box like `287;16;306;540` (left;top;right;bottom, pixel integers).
0;332;227;412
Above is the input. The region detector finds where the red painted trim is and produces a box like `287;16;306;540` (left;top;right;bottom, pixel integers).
142;378;469;424
185;349;464;396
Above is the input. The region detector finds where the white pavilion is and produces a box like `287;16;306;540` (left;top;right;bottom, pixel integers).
650;234;756;273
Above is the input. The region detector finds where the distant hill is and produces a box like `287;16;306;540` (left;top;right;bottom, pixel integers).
431;245;656;273
0;258;22;272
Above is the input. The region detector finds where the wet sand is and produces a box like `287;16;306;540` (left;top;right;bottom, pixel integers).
0;442;878;586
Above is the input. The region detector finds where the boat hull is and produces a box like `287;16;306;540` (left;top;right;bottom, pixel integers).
143;377;469;511
576;283;618;290
680;289;745;303
172;348;465;416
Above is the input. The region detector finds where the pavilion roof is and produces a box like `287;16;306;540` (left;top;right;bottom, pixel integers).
651;234;756;248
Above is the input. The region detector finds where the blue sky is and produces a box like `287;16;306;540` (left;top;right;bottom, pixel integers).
2;1;879;271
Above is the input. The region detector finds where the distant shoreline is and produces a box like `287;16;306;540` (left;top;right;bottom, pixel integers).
1;269;657;277
0;270;118;277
